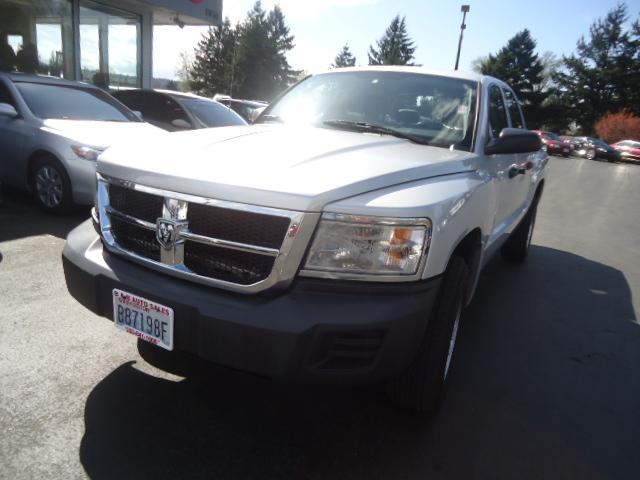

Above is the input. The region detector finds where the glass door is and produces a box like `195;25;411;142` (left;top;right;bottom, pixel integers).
79;0;141;88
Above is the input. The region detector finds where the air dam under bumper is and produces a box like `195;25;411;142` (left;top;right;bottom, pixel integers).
62;220;441;382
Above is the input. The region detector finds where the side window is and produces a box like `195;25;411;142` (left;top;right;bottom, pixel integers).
0;81;17;108
114;92;143;111
149;95;190;126
503;89;524;129
488;85;508;139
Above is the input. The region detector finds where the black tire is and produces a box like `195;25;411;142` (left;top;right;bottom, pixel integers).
563;153;569;158
500;200;538;263
29;155;73;214
386;255;469;413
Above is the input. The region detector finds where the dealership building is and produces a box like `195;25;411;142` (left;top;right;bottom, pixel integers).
0;0;222;88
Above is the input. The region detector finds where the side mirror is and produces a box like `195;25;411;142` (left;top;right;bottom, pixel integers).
0;103;18;118
485;128;542;155
171;118;192;129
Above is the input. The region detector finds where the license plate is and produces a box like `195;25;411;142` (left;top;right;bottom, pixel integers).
112;289;174;350
563;148;569;153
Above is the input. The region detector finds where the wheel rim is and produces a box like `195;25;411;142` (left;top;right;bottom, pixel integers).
444;303;462;380
586;149;595;160
35;165;63;208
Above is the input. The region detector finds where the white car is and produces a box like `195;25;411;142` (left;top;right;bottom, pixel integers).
63;67;545;413
0;73;163;212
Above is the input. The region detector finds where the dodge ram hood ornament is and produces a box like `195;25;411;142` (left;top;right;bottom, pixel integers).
156;218;186;249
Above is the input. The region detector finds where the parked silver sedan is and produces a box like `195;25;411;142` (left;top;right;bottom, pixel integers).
0;73;163;212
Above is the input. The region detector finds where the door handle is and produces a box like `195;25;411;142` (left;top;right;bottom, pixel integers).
508;161;533;178
508;164;523;178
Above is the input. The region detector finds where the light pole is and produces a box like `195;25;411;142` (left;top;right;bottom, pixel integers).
454;5;470;71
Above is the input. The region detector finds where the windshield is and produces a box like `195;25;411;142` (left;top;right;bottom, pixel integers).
16;82;137;122
263;71;478;151
593;139;609;148
176;99;247;128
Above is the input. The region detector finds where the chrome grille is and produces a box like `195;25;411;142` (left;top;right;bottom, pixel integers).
187;202;290;249
97;175;316;293
110;217;161;262
183;241;275;285
109;184;163;224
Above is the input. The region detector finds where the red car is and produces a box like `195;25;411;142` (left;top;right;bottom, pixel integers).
533;131;571;157
612;140;640;162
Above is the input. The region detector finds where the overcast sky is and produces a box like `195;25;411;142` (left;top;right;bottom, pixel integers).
150;0;640;80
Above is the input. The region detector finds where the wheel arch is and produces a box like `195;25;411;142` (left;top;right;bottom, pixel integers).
533;179;545;204
26;150;65;188
448;227;483;307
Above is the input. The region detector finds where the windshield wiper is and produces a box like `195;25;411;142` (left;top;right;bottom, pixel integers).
254;114;284;124
323;120;430;145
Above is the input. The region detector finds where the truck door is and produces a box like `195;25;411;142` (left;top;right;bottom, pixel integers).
503;87;532;213
486;84;523;238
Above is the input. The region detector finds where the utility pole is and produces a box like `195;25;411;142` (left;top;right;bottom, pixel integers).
454;5;470;71
228;43;237;96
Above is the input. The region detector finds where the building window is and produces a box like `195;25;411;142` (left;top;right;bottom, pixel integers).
0;0;74;78
79;1;141;89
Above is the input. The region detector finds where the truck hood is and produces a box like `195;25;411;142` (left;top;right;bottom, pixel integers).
42;119;164;149
98;125;477;211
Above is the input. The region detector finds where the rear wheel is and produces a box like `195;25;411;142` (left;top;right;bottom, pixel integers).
386;255;469;413
29;156;73;213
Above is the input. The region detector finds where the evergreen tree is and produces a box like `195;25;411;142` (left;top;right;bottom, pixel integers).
188;18;237;97
555;3;640;133
477;29;547;128
332;44;356;68
267;5;298;93
368;16;416;65
234;2;297;101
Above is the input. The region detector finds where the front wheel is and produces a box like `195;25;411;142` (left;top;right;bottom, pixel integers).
30;156;73;213
386;255;469;413
585;148;596;160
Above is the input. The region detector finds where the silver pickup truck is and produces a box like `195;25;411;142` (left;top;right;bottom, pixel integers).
62;67;545;413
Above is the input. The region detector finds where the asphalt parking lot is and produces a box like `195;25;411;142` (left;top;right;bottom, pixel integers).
1;156;639;480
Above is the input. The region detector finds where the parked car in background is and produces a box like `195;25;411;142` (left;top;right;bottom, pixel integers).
112;90;247;131
611;140;640;162
533;130;571;157
572;137;621;162
214;95;268;123
0;73;162;212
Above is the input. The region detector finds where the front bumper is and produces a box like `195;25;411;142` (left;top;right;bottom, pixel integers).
62;220;441;382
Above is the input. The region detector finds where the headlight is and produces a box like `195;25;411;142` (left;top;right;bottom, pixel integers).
301;213;431;279
71;145;103;161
